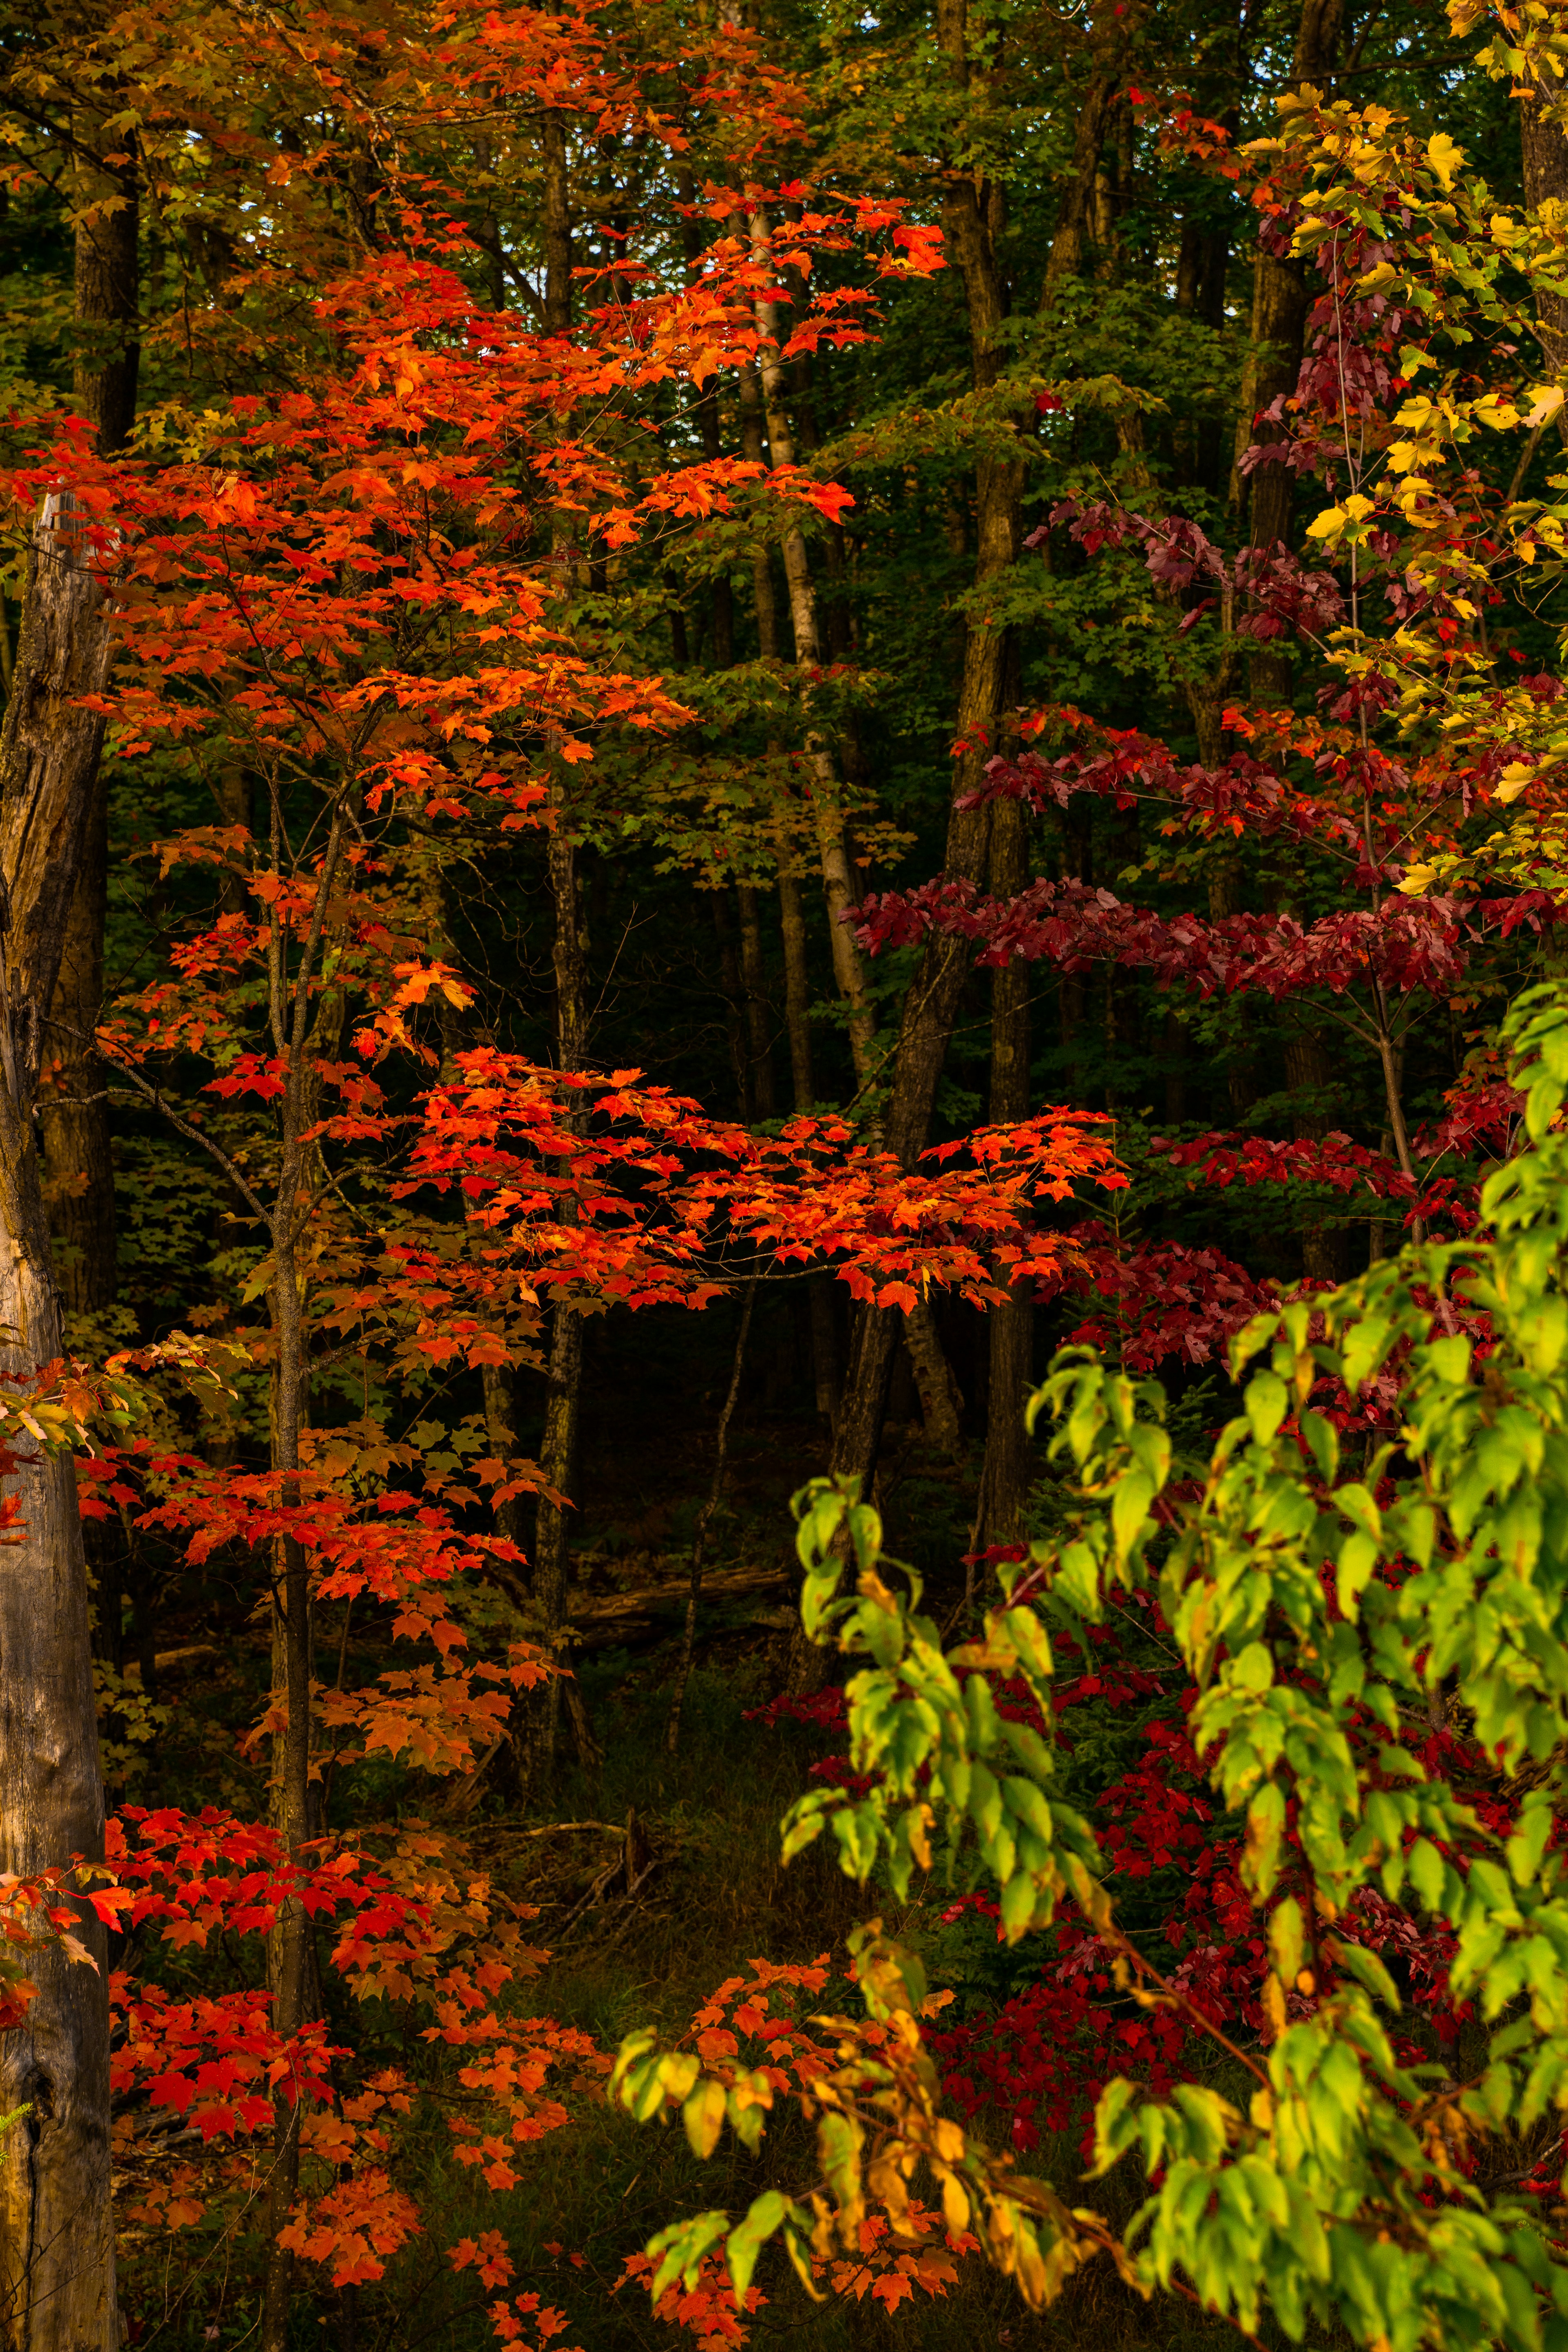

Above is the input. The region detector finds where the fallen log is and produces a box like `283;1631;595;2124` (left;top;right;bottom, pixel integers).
565;1561;791;1650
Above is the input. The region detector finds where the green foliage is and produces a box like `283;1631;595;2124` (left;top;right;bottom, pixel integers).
619;981;1568;2351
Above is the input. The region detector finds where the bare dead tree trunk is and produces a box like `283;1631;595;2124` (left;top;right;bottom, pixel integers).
0;497;119;2352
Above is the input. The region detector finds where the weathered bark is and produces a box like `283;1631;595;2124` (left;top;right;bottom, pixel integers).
0;501;118;2352
1520;71;1568;370
541;108;572;337
976;793;1033;1545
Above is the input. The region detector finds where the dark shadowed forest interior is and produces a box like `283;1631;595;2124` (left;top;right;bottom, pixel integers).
9;0;1568;2348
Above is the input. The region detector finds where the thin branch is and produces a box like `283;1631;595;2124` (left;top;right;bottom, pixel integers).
108;1053;270;1225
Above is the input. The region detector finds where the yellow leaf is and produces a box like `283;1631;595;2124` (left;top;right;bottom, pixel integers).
1427;132;1465;191
1497;761;1537;802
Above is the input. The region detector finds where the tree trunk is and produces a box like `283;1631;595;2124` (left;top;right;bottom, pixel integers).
1520;71;1568;371
1042;1;1131;291
73;126;139;458
976;793;1033;1546
829;4;1014;1485
532;828;588;1774
737;365;782;663
526;113;588;1778
261;800;347;2352
1229;0;1343;699
712;890;749;1116
0;500;119;2352
39;774;115;1321
748;221;877;1087
737;886;775;1120
775;866;839;1422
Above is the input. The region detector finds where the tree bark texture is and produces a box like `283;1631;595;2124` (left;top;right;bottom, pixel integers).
73;127;139;458
0;500;118;2352
1520;73;1568;371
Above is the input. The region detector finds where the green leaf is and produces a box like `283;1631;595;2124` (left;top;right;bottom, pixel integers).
817;2109;864;2213
1507;1792;1555;1887
1341;1316;1391;1395
1246;1371;1290;1446
1268;1896;1304;1985
1337;1529;1379;1620
1328;1937;1402;2011
999;1866;1039;1941
1112;1468;1155;1558
659;2052;700;2104
682;2076;727;2160
1299;1410;1340;1484
647;2212;731;2305
726;2191;789;2303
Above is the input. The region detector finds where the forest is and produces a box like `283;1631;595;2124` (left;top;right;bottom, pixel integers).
4;0;1568;2345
